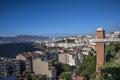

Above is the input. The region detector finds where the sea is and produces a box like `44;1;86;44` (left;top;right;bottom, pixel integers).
0;42;39;58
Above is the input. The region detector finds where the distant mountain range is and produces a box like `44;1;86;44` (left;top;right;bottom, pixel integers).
0;35;50;44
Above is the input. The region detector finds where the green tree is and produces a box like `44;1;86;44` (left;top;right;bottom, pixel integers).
99;42;120;80
66;39;75;43
31;75;40;80
59;72;72;80
77;56;96;79
22;70;31;77
106;42;120;61
99;62;120;80
0;76;3;79
62;64;71;72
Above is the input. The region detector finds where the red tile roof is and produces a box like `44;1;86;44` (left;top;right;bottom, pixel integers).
73;76;84;80
22;53;39;58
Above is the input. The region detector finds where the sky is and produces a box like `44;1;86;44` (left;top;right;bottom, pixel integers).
0;0;120;37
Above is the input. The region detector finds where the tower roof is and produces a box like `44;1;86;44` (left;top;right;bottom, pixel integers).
97;27;104;31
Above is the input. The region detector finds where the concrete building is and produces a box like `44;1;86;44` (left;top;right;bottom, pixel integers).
81;46;93;56
16;52;40;72
46;42;87;48
106;31;120;38
32;58;56;78
59;53;66;64
59;53;81;66
7;58;20;76
0;58;20;78
0;58;7;78
67;54;76;66
77;54;84;63
16;53;57;79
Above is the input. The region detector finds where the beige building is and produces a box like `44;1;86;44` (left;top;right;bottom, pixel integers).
16;53;56;78
59;53;66;64
16;52;40;71
32;58;54;77
59;53;76;66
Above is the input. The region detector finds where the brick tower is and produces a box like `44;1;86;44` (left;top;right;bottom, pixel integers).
96;27;105;72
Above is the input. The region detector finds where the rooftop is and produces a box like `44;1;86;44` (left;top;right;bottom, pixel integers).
73;76;84;80
22;52;39;58
97;27;104;31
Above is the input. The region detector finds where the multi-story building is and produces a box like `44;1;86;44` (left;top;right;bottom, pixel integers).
58;53;81;66
58;53;66;64
16;52;57;79
0;58;7;78
45;42;87;48
0;58;20;78
67;54;76;66
16;52;40;72
32;58;56;79
81;46;92;56
7;58;20;76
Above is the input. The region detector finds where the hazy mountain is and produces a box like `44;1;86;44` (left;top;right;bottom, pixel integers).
0;35;50;43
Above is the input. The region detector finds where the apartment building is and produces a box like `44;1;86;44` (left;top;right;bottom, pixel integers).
16;52;57;79
0;58;7;78
59;53;66;64
16;52;40;72
59;53;81;66
32;58;56;79
7;58;20;76
0;58;20;78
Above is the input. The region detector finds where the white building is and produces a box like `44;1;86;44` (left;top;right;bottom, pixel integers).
59;53;81;66
46;42;87;48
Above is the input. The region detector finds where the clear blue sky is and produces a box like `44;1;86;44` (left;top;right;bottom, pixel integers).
0;0;120;37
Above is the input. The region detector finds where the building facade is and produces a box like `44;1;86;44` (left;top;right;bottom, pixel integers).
16;53;40;72
32;58;56;78
59;53;81;66
16;53;57;79
0;58;20;78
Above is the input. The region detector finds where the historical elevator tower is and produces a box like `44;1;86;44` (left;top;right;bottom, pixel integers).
96;27;105;72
